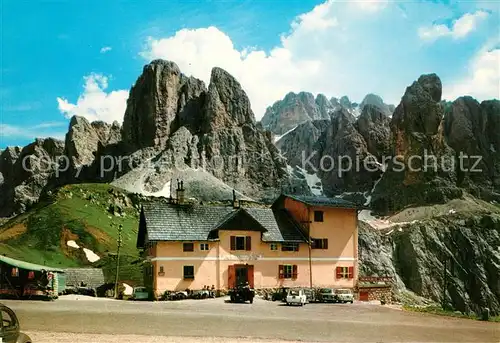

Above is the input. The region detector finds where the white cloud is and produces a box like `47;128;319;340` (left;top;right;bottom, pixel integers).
140;0;415;118
100;46;112;53
354;0;389;12
443;46;500;101
0;123;66;141
292;0;338;31
418;11;489;41
57;73;128;124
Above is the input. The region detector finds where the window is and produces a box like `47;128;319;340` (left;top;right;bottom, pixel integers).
230;236;251;251
158;266;164;276
279;264;298;279
28;271;35;279
270;243;278;251
281;243;299;252
11;268;18;277
336;266;354;279
312;238;328;249
314;211;324;222
183;242;194;252
1;309;16;329
200;243;209;251
183;266;194;279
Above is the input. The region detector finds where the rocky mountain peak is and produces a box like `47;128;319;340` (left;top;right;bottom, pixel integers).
417;73;442;103
65;116;120;168
122;59;206;150
371;73;461;213
202;66;255;132
360;93;394;117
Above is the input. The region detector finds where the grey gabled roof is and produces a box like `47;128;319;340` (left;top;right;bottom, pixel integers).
64;268;105;289
282;194;358;209
140;201;306;243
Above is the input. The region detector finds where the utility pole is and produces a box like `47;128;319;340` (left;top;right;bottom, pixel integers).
114;224;123;299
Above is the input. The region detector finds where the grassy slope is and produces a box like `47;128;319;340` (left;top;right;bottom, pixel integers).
0;183;143;285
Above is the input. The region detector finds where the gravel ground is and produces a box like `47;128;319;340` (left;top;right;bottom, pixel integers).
5;296;499;342
27;332;307;343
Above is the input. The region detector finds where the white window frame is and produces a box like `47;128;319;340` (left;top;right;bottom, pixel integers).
200;243;209;251
270;243;278;251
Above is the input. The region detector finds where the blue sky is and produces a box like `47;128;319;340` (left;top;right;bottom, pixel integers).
1;0;499;148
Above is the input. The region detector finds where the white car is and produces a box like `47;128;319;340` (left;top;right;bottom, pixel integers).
286;289;307;306
335;288;354;303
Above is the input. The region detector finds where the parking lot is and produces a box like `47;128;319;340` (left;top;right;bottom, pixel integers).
3;296;499;342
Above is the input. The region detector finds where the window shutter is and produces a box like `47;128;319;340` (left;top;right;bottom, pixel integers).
247;265;254;288
246;236;252;251
228;265;235;288
230;236;236;250
278;265;284;279
336;266;342;279
348;266;354;279
292;265;298;279
324;239;328;249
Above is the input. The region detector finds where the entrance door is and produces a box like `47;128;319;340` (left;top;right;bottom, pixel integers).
228;264;255;288
235;265;248;286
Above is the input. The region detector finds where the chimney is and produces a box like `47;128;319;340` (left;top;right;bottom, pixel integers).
177;180;185;205
232;189;239;208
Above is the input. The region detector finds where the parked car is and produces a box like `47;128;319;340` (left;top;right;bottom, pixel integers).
334;288;354;304
0;303;32;343
303;288;316;303
286;289;307;306
228;284;255;304
132;287;149;300
271;287;289;302
318;288;336;303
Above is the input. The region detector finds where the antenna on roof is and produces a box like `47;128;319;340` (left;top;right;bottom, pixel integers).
169;178;173;203
232;189;239;209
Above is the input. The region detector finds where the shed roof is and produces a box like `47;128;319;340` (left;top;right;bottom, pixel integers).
64;268;105;288
0;255;65;273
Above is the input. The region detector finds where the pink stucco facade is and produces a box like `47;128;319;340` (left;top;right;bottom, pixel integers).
145;198;359;296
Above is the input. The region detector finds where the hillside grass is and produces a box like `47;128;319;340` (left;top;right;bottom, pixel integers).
0;183;143;284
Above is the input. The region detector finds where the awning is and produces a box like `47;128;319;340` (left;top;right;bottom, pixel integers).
0;255;65;273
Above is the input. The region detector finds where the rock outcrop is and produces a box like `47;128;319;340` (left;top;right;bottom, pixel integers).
359;93;394;118
316;108;380;194
359;212;500;315
371;74;461;213
122;60;206;150
65;116;119;168
261;92;333;135
444;97;500;199
108;60;288;202
355;104;391;160
0;139;64;216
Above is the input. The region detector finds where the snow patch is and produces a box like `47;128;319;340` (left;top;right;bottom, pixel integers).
491;144;497;153
67;240;80;249
359;210;419;230
448;209;456;214
274;126;298;143
364;173;383;206
83;248;100;263
123;283;133;296
296;166;323;195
